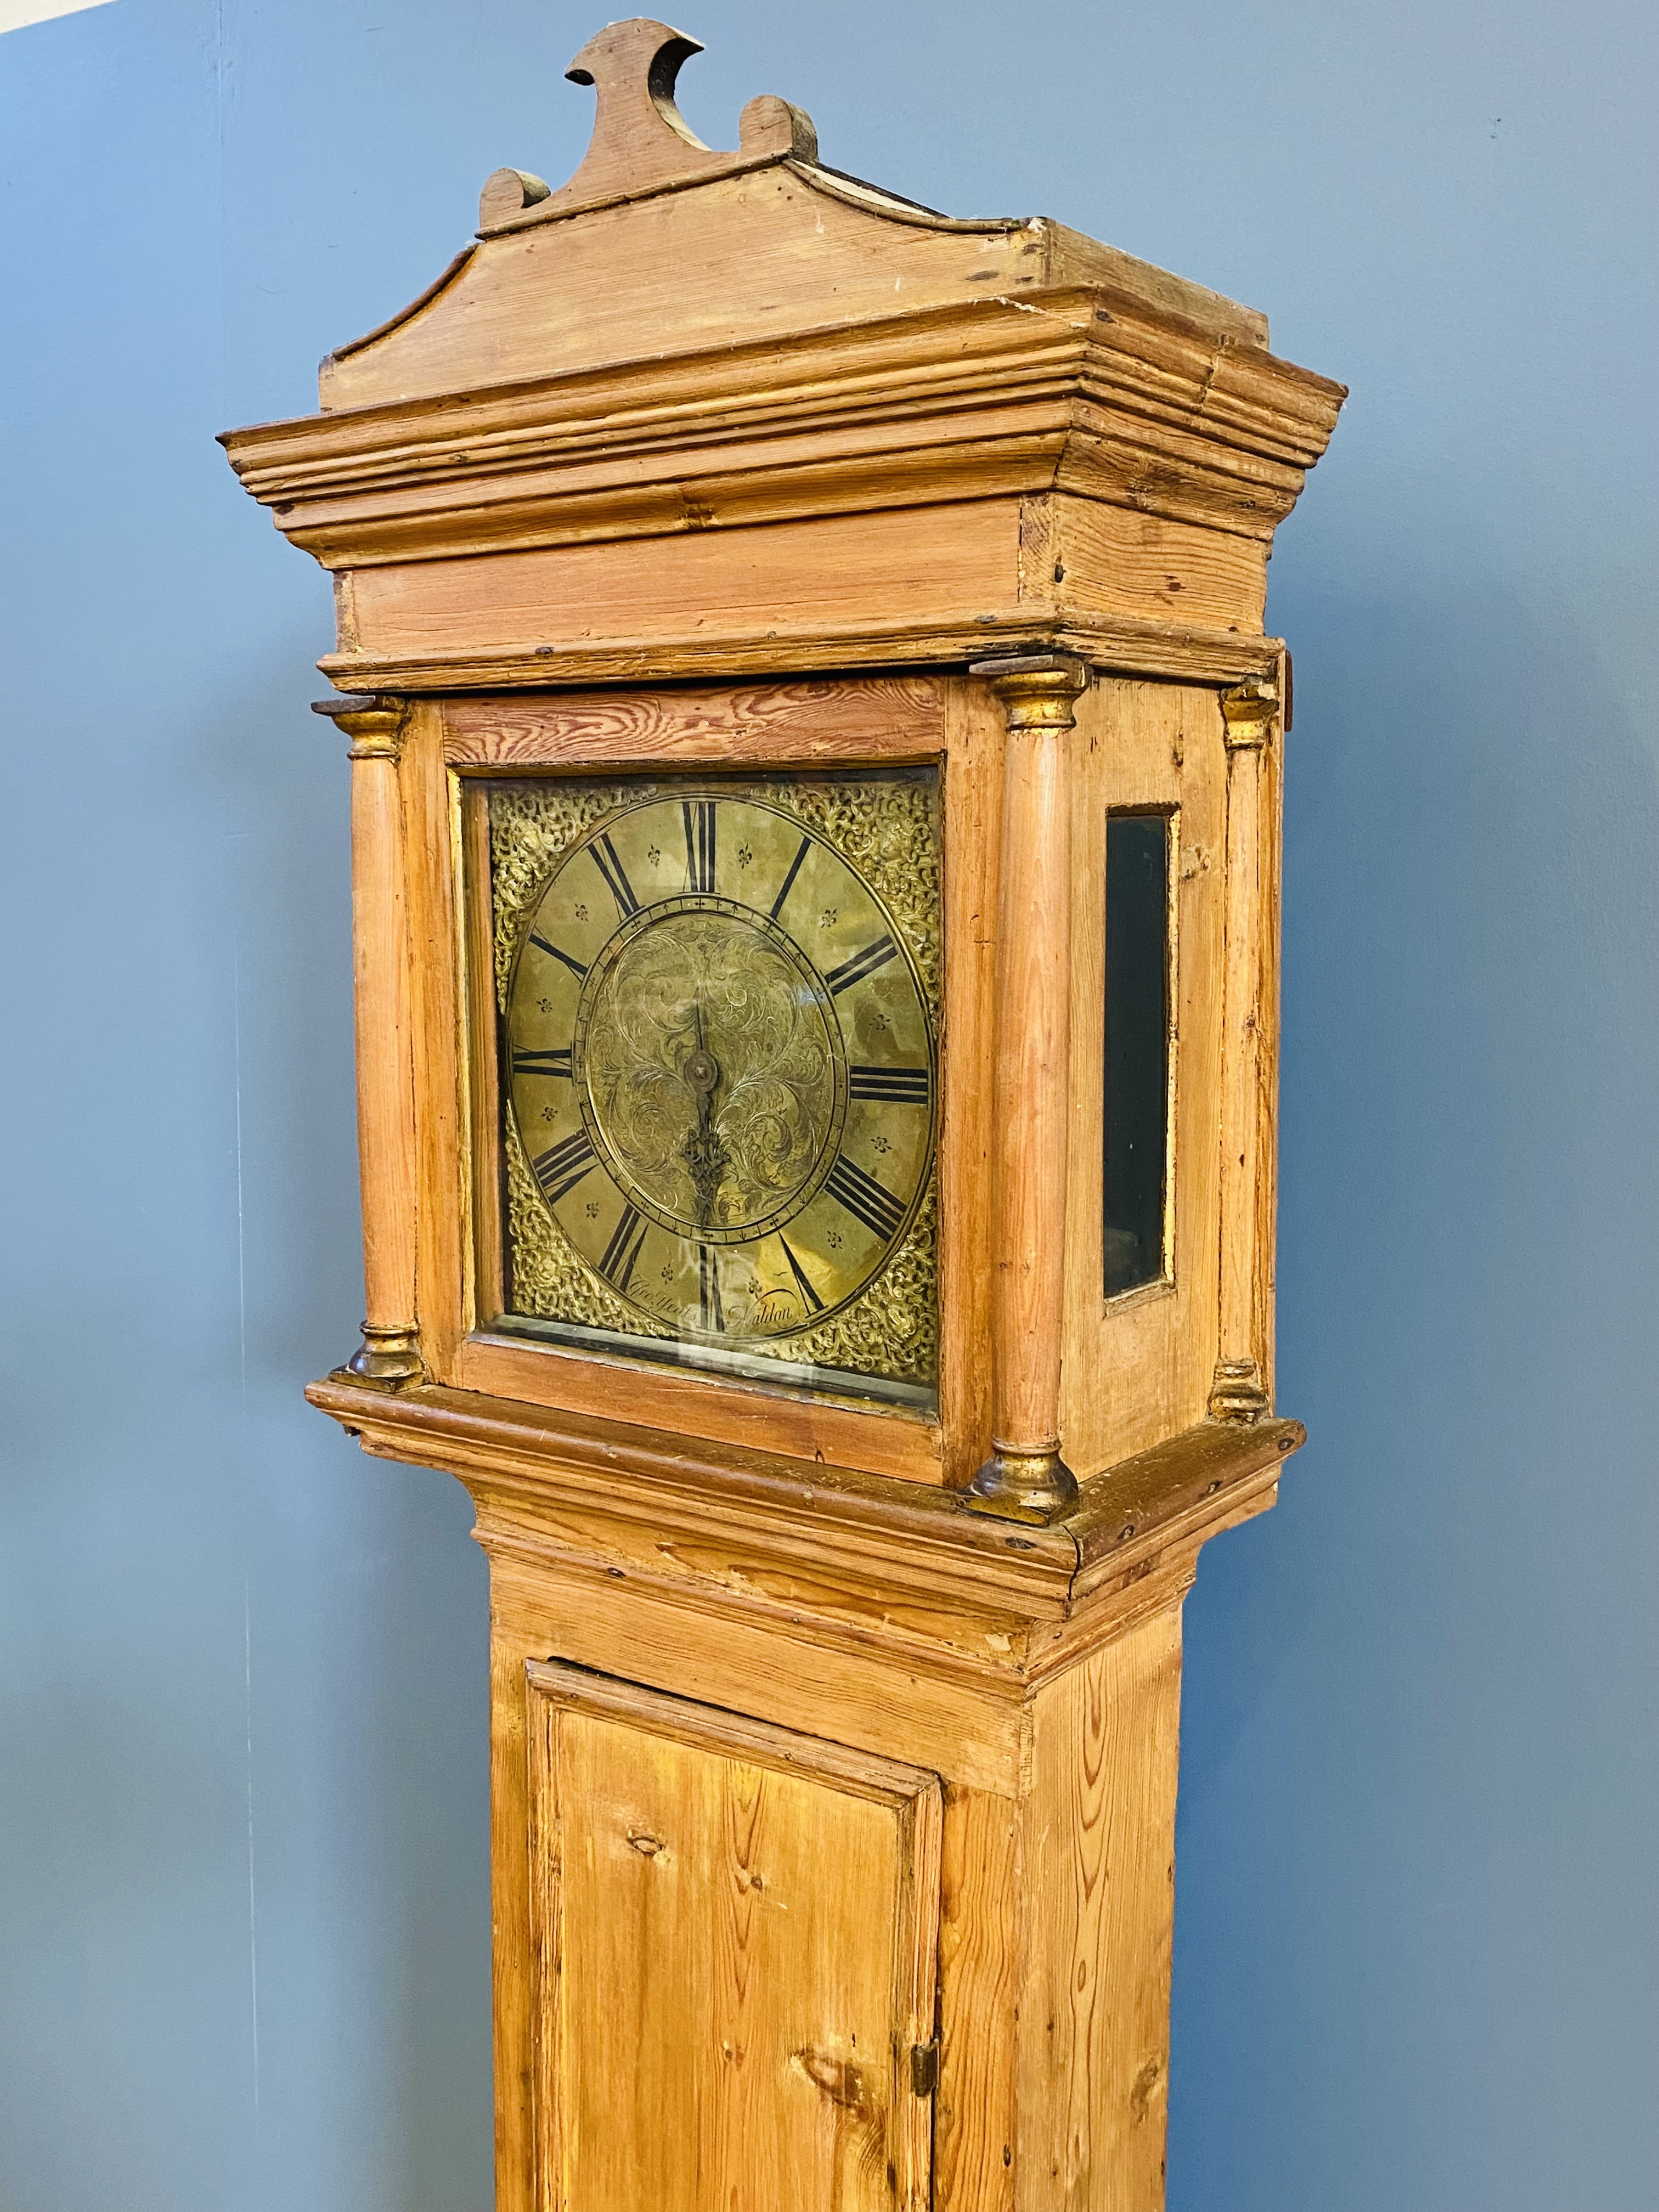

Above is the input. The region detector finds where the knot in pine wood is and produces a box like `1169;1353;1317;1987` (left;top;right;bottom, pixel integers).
795;2049;871;2116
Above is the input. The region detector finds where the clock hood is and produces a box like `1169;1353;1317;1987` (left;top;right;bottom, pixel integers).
218;17;1345;696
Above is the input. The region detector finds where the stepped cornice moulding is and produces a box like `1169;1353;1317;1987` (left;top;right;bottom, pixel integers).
224;289;1342;578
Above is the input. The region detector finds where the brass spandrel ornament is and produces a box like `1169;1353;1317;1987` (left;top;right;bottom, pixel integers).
488;771;941;1398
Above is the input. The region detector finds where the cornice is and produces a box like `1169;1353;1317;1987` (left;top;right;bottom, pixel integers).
222;288;1344;573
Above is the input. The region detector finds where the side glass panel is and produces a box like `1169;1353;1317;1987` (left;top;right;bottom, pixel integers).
1102;811;1173;1297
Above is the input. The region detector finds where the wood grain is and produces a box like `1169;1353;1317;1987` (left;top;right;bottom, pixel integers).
937;676;1003;1486
490;1548;1027;1800
343;503;1025;662
1254;653;1288;1403
1066;1416;1301;1605
338;493;1280;685
490;20;748;233
972;656;1087;1517
452;1331;946;1487
934;1786;1019;2212
313;166;1283;413
441;675;946;769
522;1660;942;2211
1019;1605;1183;2210
239;29;1344;2204
490;1618;537;2212
1036;493;1270;635
232;290;1334;573
307;1372;1301;1643
322;610;1285;699
1211;678;1280;1418
460;781;503;1329
399;701;470;1381
394;672;956;1485
348;726;417;1336
426;1393;1297;2212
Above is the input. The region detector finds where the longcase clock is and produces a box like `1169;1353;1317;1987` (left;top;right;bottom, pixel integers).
223;21;1344;2210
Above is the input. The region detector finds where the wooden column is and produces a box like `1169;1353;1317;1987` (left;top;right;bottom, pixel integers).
969;654;1087;1521
1209;676;1277;1420
315;693;422;1386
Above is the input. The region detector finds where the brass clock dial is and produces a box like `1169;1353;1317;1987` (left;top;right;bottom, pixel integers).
496;783;938;1382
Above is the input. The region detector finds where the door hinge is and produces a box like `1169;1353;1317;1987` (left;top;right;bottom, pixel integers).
910;2039;940;2097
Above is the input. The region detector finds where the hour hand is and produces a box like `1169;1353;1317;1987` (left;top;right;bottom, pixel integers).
680;1000;727;1224
685;1044;720;1128
684;999;720;1129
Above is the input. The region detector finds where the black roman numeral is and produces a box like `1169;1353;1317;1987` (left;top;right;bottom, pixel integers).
598;1203;648;1294
683;800;716;895
698;1244;725;1333
529;932;588;980
588;832;639;919
848;1064;930;1103
779;1237;824;1315
825;934;899;996
530;1126;596;1203
824;1154;906;1243
769;834;812;921
512;1045;573;1079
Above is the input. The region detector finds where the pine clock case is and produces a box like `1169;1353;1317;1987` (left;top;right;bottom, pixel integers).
222;22;1343;2210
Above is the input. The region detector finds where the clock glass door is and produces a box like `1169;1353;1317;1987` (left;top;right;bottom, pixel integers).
476;770;941;1407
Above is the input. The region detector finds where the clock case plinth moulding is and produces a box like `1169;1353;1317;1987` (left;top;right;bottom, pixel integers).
223;22;1342;2212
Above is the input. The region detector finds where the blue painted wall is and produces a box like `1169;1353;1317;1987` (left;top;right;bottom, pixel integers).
2;3;1653;2207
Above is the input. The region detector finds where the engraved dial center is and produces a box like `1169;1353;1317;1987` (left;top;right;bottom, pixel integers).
578;903;845;1243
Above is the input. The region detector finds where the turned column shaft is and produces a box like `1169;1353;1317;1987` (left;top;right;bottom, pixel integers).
1210;678;1277;1420
317;695;422;1384
969;654;1087;1520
